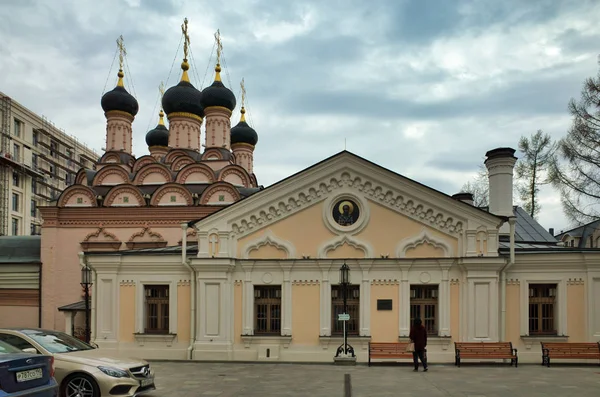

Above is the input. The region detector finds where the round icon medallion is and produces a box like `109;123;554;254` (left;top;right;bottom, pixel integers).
332;199;360;226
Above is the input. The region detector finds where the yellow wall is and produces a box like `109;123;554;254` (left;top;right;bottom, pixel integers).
505;284;520;343
567;283;586;342
237;200;457;259
450;282;460;342
177;284;191;343
370;284;399;342
291;284;320;345
119;285;135;342
234;283;242;345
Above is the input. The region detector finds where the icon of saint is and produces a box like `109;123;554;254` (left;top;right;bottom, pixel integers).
337;201;356;226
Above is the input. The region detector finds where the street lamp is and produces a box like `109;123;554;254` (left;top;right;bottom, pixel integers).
80;265;93;344
335;262;355;358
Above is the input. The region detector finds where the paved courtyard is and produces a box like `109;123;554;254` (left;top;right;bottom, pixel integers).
140;361;600;397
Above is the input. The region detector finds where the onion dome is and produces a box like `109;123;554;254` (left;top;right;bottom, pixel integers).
145;110;169;147
161;60;204;119
231;107;258;146
101;69;139;116
201;64;236;111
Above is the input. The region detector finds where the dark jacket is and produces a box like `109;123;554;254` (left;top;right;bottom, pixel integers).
409;325;427;351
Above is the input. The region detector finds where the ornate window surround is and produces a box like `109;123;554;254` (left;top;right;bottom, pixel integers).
519;277;568;342
241;229;296;259
134;279;178;340
396;228;453;258
317;234;373;258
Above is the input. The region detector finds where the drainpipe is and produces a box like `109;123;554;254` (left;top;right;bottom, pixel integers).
181;223;196;360
499;217;516;341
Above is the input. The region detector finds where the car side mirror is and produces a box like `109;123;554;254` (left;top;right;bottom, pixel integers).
22;348;38;354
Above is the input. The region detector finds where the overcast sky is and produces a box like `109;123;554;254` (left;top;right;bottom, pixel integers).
2;0;599;234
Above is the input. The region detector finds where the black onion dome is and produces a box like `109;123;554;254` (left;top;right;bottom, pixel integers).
161;80;204;119
231;109;258;146
201;80;236;111
101;71;139;116
145;112;169;147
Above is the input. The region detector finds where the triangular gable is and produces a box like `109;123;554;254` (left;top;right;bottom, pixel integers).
189;151;505;259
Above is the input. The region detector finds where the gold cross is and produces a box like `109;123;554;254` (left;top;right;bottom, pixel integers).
214;29;223;64
159;81;165;97
240;78;246;107
181;17;190;60
116;35;126;70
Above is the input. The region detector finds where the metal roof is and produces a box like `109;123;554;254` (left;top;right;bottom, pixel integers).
0;236;41;264
513;206;557;243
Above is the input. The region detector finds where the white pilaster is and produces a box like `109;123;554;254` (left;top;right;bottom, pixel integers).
242;269;253;335
320;269;331;336
360;268;371;336
282;268;292;336
439;268;451;337
399;265;411;337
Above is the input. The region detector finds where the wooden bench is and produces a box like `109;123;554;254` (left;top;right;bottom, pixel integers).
541;342;600;367
454;342;518;367
368;342;413;366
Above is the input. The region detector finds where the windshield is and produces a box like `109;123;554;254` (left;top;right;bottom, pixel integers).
0;340;22;354
26;331;94;353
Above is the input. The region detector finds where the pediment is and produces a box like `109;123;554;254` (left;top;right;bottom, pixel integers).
192;151;504;259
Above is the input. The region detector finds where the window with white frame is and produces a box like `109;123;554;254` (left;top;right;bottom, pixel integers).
528;284;557;335
254;285;281;335
144;285;169;334
410;285;438;335
331;285;360;335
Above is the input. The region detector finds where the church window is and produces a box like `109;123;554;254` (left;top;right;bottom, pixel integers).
528;284;556;335
144;285;169;334
254;286;281;335
410;285;438;335
331;285;360;335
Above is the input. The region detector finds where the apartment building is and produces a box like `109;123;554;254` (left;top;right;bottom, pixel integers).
0;92;99;236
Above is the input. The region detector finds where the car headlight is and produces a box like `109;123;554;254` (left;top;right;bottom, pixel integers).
98;366;129;378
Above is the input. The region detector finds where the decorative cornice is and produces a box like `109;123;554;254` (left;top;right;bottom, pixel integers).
105;110;135;121
371;279;399;285
120;280;135;286
450;278;460;285
567;278;584;285
507;279;520;285
230;170;464;238
292;280;320;286
177;280;191;287
128;224;165;242
242;229;296;259
396;228;452;258
317;234;373;258
233;280;243;286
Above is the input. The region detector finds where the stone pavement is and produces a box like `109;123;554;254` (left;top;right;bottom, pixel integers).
140;361;600;397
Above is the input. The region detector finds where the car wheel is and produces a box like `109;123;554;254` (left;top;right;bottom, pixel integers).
61;373;100;397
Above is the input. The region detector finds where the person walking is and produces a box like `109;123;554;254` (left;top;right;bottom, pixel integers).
409;318;428;372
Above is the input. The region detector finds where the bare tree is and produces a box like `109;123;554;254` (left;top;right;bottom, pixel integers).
549;56;600;225
460;165;489;207
515;130;556;219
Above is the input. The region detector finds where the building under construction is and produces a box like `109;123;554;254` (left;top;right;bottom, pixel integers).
0;92;99;236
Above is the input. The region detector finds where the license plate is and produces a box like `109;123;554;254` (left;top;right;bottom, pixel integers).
140;378;154;387
16;368;43;382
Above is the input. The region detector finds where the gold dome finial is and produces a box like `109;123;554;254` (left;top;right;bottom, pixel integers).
158;81;166;125
116;35;127;87
214;29;223;82
240;78;246;122
180;18;191;83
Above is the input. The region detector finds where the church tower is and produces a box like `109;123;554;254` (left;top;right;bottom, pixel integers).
161;18;204;151
100;36;138;153
231;79;258;175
